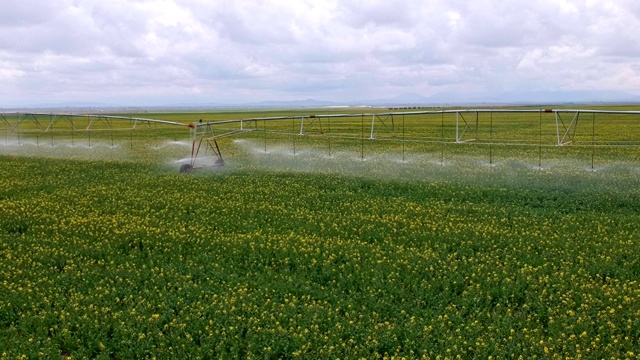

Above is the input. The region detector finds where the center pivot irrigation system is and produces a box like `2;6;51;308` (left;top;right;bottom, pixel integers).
2;108;640;171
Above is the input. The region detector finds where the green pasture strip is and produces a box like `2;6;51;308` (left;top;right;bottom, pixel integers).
5;107;640;147
1;155;639;358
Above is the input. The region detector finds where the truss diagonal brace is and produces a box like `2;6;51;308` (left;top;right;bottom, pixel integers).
555;111;580;146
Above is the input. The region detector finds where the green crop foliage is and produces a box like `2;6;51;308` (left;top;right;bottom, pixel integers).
1;108;640;359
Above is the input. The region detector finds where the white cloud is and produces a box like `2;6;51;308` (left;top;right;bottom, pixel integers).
1;0;640;106
0;60;25;82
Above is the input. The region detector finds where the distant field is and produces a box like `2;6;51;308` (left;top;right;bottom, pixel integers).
3;106;640;169
1;107;640;358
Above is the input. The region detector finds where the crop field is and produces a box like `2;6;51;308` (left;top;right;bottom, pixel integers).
1;107;640;358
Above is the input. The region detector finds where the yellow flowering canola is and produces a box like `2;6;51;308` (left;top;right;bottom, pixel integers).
1;117;640;358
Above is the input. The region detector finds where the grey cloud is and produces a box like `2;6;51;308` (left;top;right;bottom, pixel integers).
337;0;423;29
450;1;577;48
192;1;301;45
0;0;57;27
1;0;640;106
0;2;145;58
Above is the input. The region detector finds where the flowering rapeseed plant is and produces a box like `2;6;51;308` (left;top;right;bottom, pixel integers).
1;110;640;358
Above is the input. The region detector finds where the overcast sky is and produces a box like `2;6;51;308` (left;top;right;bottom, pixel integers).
2;0;640;106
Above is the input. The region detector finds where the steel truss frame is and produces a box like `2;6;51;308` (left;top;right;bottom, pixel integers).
455;111;478;143
193;108;640;147
186;123;224;170
4;109;640;169
0;112;184;132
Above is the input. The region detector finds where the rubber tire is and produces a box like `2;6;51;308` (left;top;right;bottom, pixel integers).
179;164;194;173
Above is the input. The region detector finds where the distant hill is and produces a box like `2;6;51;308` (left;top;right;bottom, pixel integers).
5;90;639;111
